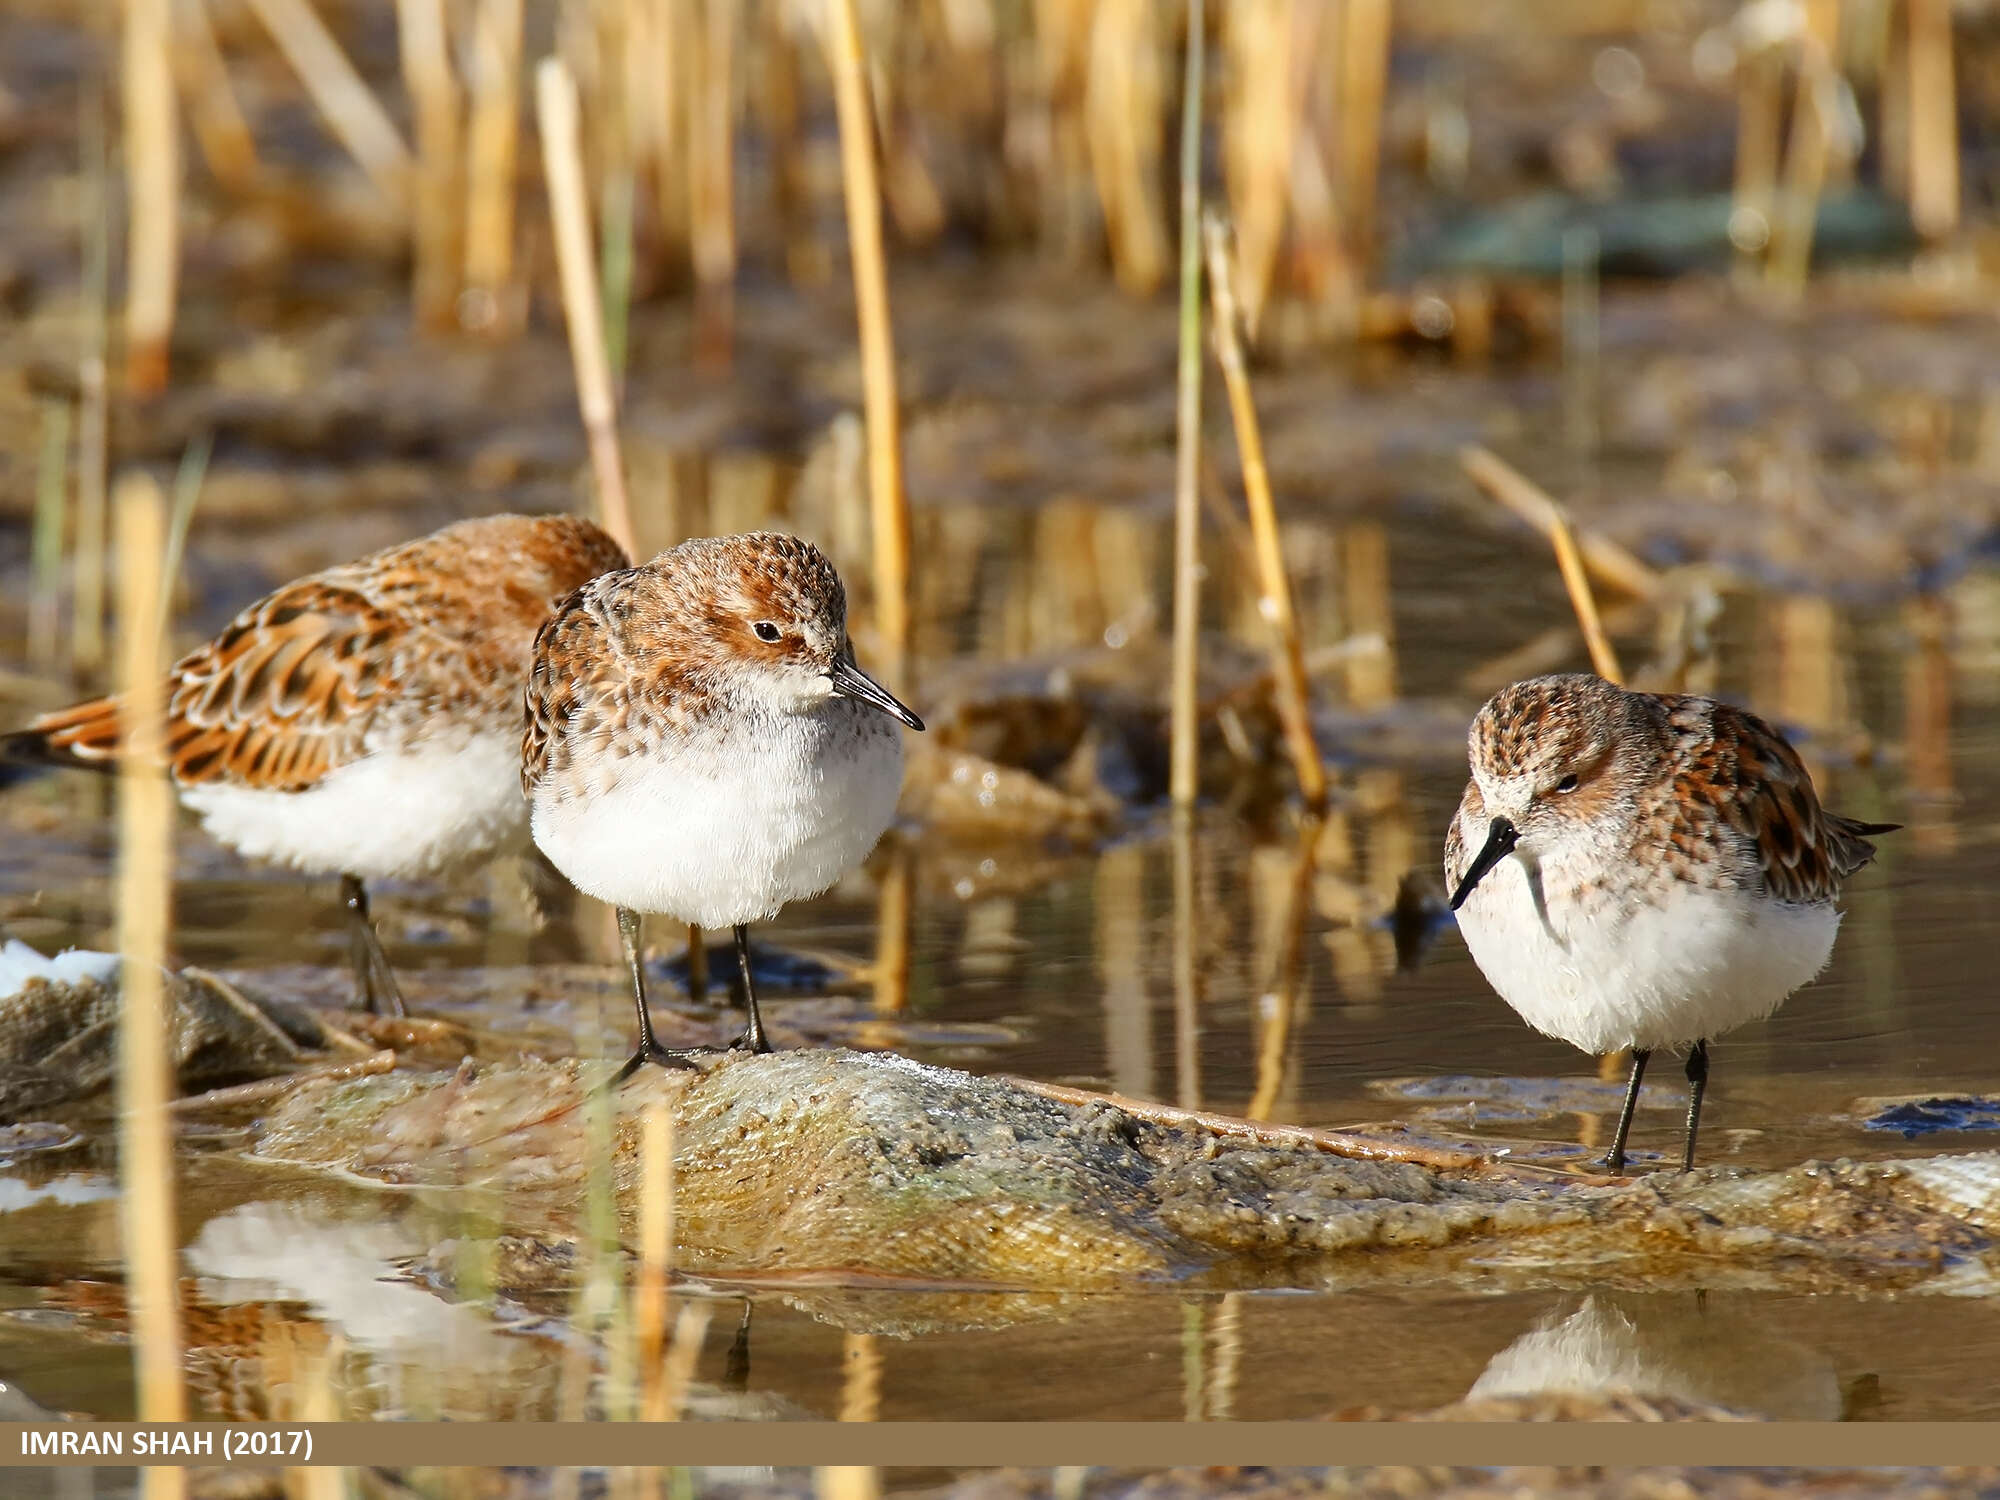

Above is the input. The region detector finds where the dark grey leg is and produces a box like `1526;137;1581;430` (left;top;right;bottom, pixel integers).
729;924;773;1054
1605;1047;1651;1174
1681;1038;1710;1173
341;874;407;1018
607;906;707;1086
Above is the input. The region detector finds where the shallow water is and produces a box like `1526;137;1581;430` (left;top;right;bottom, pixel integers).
7;159;2000;1418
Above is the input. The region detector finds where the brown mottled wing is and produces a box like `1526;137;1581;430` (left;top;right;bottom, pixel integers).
1674;700;1887;903
10;578;401;791
522;577;617;798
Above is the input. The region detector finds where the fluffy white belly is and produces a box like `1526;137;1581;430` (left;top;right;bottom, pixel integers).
1453;852;1839;1055
179;732;528;882
531;712;904;930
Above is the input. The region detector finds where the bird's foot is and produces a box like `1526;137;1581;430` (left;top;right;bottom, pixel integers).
604;1040;714;1091
726;1028;775;1056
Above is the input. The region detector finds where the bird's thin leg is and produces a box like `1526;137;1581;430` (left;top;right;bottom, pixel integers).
341;874;407;1018
730;924;774;1054
1605;1047;1651;1174
608;906;707;1086
723;1299;753;1392
1681;1038;1710;1173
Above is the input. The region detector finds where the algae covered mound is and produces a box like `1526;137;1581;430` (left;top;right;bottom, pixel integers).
241;1048;2000;1296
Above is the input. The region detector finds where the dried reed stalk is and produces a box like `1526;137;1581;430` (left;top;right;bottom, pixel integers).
124;0;180;396
1338;0;1391;269
537;57;638;559
29;399;70;672
244;0;412;205
1167;0;1207;808
1907;0;1958;239
817;1471;881;1500
113;472;189;1437
1766;12;1840;296
635;1102;678;1421
1202;214;1325;811
1171;811;1203;1110
654;1300;711;1420
1222;0;1297;337
156;431;211;642
838;1332;882;1422
171;0;259;193
463;0;525;326
1458;446;1663;600
1547;506;1623;684
1245;817;1318;1121
74;74;111;678
1732;43;1783;277
690;0;737;361
825;0;912;694
1460;448;1626;682
395;0;463;329
871;839;913;1014
1086;0;1168;294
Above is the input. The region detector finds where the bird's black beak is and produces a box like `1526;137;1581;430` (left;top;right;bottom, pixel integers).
1449;816;1518;911
828;656;924;731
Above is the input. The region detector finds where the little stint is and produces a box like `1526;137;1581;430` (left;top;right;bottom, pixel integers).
5;512;628;1013
1444;672;1896;1173
521;531;922;1078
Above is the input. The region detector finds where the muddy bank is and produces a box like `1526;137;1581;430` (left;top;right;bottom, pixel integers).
231;1047;2000;1300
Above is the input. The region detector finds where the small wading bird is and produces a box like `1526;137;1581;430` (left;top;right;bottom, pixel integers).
3;513;629;1015
522;531;923;1081
1444;673;1896;1173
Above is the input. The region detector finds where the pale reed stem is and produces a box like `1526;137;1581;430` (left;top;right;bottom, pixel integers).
1167;0;1207;807
113;473;189;1453
123;0;180;395
825;0;911;694
243;0;412;204
1202;211;1325;813
537;57;638;560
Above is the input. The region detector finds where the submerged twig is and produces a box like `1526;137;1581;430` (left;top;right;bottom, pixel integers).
1012;1076;1483;1171
169;1051;396;1114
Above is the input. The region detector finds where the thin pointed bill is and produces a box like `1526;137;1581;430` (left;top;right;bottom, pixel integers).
1449;816;1519;911
828;656;924;731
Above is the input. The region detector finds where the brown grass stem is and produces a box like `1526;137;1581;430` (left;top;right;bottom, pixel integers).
463;0;524;327
837;1334;882;1423
1202;212;1325;813
170;0;259;194
1766;25;1838;297
123;0;180;396
1171;808;1203;1111
825;0;912;695
1458;446;1663;601
1167;0;1207;808
1547;504;1623;684
29;398;70;673
1245;815;1319;1122
1086;0;1168;294
1338;0;1390;269
395;0;463;329
690;0;737;363
244;0;412;205
871;839;913;1015
1732;43;1782;280
1907;0;1958;239
113;471;189;1436
74;71;111;680
157;430;211;643
816;1471;881;1500
635;1102;677;1421
537;57;638;561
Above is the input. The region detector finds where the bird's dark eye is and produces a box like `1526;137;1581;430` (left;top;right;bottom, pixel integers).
752;621;782;643
1554;774;1579;794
